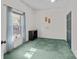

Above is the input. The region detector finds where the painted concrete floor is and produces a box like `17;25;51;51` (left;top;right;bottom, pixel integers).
4;38;76;59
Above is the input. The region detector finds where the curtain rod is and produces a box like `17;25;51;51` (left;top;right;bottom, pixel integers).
3;4;25;14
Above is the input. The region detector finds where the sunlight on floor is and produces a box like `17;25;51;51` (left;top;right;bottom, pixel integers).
24;48;37;59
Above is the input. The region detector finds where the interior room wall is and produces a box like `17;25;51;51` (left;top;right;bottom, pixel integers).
35;9;66;40
71;0;77;57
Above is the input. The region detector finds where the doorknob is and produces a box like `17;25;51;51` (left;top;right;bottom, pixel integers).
1;41;6;44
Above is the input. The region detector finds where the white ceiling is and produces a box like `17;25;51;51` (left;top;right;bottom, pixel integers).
20;0;71;10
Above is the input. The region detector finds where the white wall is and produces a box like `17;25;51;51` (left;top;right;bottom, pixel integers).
71;0;77;57
35;9;66;40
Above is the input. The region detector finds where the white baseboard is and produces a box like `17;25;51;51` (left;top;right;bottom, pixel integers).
72;49;77;57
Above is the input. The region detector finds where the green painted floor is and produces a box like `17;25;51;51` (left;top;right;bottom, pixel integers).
4;38;76;59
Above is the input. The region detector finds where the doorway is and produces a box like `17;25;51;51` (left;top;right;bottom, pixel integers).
7;6;26;51
67;11;72;48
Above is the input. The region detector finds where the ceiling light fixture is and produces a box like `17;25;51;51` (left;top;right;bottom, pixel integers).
50;0;55;3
